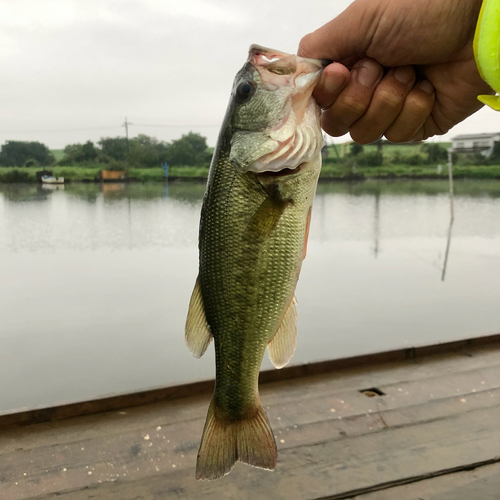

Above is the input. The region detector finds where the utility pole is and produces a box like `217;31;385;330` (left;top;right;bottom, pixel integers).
122;117;131;158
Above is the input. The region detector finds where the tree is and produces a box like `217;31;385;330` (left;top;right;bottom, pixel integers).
0;141;55;167
129;134;169;168
375;138;384;164
165;132;209;166
62;141;100;163
422;143;448;163
350;142;364;156
98;137;128;161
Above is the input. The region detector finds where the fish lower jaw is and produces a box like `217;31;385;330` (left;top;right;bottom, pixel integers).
256;163;304;178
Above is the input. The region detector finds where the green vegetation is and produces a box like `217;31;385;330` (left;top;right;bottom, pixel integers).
58;132;210;168
51;149;65;161
0;141;55;167
0;165;211;183
0;132;210;169
319;163;500;180
320;140;500;180
1;134;499;183
1;162;498;184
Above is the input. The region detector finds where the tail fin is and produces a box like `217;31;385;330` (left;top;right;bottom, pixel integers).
196;398;277;480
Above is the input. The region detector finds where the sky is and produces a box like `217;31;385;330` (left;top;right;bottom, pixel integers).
0;0;498;150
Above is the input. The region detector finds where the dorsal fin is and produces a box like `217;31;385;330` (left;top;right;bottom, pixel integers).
185;277;212;358
267;296;298;369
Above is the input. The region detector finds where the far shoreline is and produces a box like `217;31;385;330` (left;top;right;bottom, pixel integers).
1;164;500;184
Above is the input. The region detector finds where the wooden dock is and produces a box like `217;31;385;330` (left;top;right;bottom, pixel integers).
1;336;500;500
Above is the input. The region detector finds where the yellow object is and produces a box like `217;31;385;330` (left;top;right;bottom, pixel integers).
474;0;500;109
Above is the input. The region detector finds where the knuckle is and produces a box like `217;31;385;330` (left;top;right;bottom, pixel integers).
341;94;368;117
297;34;314;58
405;91;434;116
376;87;405;109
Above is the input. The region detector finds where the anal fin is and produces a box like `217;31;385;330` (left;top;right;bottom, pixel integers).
185;276;212;358
267;296;298;369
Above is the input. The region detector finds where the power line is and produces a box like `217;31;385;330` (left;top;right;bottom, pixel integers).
0;126;121;134
131;123;220;128
0;122;221;135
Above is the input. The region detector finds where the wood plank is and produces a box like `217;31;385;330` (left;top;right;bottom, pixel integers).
2;394;500;499
2;349;500;458
2;343;500;499
10;403;500;500
427;472;500;500
352;463;500;499
2;335;499;428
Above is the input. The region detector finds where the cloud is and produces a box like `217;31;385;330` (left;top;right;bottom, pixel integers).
141;0;245;24
0;1;78;28
0;0;245;30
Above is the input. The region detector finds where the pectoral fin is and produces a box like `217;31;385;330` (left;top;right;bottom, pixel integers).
185;277;212;358
267;297;298;369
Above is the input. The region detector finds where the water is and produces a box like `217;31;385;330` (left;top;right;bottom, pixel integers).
0;180;499;414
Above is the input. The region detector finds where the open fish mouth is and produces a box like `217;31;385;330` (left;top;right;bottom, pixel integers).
256;163;304;178
229;45;325;175
248;44;330;81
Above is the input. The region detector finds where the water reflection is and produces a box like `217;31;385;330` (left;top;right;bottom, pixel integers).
373;190;380;258
442;217;454;282
0;180;499;413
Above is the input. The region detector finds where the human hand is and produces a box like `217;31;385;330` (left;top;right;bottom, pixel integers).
298;0;494;143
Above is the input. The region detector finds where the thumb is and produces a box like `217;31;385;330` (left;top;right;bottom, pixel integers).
298;0;378;62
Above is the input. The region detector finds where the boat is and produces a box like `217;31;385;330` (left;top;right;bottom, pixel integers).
41;175;64;184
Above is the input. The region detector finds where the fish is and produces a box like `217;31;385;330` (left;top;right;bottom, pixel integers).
185;44;326;480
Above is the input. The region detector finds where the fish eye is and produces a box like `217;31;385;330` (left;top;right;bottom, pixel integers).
236;80;256;100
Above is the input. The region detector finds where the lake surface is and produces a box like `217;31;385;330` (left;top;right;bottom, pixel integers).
0;180;499;414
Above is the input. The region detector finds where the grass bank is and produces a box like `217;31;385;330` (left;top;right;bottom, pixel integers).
1;163;499;184
320;163;500;180
0;165;210;183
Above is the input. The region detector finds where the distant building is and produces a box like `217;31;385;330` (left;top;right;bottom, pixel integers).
451;133;500;157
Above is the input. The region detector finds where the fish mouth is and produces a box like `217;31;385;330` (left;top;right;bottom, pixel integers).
248;44;328;77
247;45;325;98
256;164;303;178
229;45;324;175
242;45;324;174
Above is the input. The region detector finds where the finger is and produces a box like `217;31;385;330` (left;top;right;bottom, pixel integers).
384;80;436;142
321;58;384;137
312;62;351;109
298;0;373;61
412;112;444;141
350;66;416;144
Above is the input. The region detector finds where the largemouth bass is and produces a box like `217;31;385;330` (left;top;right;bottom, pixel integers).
185;45;326;480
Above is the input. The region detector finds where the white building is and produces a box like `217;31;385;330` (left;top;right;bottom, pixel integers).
451;133;500;157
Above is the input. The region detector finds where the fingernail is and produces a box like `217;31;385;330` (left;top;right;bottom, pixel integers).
418;80;434;94
353;60;381;87
393;66;413;85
